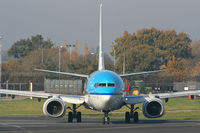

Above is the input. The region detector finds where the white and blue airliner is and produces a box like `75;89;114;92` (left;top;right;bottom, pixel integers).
1;3;200;124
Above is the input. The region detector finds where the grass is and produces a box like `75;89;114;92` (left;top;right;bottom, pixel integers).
0;98;43;116
1;97;200;120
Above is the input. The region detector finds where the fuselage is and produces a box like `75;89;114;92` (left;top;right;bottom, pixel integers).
85;70;125;112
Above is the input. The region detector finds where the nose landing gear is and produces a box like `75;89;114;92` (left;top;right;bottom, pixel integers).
103;111;110;124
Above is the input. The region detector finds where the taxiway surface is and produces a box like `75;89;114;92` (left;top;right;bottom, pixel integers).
0;117;200;133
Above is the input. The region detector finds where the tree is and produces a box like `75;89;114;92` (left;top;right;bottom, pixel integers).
164;56;187;82
111;28;192;74
191;41;200;59
72;40;79;61
191;61;200;77
8;35;54;58
83;44;89;58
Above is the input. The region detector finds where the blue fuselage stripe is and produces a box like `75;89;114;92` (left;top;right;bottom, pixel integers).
87;93;123;95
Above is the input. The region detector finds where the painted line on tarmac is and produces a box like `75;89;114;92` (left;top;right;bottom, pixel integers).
1;122;200;133
0;122;33;133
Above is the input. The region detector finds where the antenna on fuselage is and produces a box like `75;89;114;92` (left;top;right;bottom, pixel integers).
98;3;105;71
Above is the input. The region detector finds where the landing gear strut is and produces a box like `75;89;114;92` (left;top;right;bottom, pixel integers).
125;104;139;123
67;104;82;123
103;111;110;124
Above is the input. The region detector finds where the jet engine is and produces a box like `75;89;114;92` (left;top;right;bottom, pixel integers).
143;98;165;118
43;98;66;118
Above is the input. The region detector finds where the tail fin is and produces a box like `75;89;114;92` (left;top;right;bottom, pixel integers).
98;3;105;71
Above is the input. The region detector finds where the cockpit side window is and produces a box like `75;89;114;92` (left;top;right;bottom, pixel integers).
99;83;106;87
108;83;115;87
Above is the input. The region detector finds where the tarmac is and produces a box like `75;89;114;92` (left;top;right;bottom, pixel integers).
0;117;200;133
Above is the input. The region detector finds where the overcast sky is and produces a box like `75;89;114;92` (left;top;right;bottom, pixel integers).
0;0;200;53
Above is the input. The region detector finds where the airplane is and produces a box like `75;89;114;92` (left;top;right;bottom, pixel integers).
1;3;200;124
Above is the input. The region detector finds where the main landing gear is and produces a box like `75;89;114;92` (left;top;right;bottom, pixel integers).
103;111;110;124
67;104;82;123
125;104;139;123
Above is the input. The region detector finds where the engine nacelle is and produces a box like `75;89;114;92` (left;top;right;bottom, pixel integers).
143;98;165;118
43;98;66;118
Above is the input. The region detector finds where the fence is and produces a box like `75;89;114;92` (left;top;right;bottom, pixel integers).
173;81;200;91
0;82;30;97
0;82;29;91
0;79;86;96
44;79;85;95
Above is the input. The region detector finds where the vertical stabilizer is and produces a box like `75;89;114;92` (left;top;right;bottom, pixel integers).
98;3;105;71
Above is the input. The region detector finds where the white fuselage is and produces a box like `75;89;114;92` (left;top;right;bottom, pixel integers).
85;94;124;111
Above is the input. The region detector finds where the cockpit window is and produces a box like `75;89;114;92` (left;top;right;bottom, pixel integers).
94;83;116;88
108;83;115;87
99;83;106;87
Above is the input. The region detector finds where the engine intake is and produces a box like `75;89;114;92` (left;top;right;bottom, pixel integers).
43;98;66;118
143;98;165;118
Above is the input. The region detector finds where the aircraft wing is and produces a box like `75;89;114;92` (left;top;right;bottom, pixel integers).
119;70;165;77
152;90;200;99
0;89;85;104
124;95;148;104
124;90;200;104
59;95;85;104
35;69;89;78
0;89;51;98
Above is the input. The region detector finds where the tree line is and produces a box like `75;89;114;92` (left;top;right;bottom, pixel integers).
2;28;200;90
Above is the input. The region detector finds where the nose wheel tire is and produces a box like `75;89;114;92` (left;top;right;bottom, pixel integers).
103;116;110;124
106;117;110;124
